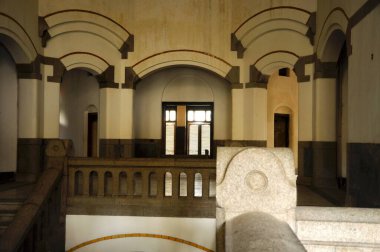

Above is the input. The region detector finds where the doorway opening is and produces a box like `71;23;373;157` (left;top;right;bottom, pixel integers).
87;112;98;157
163;102;213;157
274;113;289;147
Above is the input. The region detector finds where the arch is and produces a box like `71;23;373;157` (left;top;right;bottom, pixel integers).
131;50;232;80
104;171;113;196
43;9;132;61
149;172;158;196
253;51;300;76
164;172;173;197
316;8;349;60
74;171;83;195
179;172;188;197
320;29;346;62
119;172;127;195
194;173;203;197
89;171;98;196
0;13;37;63
60;52;109;74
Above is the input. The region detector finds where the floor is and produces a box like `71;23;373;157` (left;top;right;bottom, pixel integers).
297;184;345;207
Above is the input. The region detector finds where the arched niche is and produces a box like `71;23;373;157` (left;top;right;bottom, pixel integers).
59;68;100;157
133;66;232;156
267;69;298;171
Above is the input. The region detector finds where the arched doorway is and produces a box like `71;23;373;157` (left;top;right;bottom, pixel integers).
59;69;100;157
0;43;18;174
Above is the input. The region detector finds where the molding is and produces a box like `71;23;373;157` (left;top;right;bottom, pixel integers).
122;67;140;89
16;56;42;80
41;56;65;83
96;66;118;89
294;54;315;82
246;65;268;89
350;0;380;28
119;35;134;59
230;33;245;58
314;59;337;79
225;66;243;89
38;16;51;47
306;12;316;45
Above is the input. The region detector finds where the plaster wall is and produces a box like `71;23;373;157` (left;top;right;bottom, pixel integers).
134;67;231;140
0;45;17;172
349;5;380;143
60;69;99;157
66;215;216;252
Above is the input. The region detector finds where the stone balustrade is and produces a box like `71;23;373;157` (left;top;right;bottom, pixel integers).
67;158;216;217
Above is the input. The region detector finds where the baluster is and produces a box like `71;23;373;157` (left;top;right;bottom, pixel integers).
83;169;90;196
187;170;194;199
127;170;134;197
98;170;105;197
156;170;164;199
68;169;75;196
202;170;210;199
142;169;149;198
113;170;119;196
172;169;179;199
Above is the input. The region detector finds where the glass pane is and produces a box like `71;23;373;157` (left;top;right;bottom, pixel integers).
194;173;202;197
206;110;211;122
189;124;199;155
165;110;170;121
165;122;175;155
194;110;205;121
170;110;176;121
165;172;172;197
201;124;210;155
187;110;194;121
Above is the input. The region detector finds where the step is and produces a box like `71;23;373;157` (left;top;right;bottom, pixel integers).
0;208;16;222
0;201;23;212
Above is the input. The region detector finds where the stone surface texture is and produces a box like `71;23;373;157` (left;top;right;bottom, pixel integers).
217;147;297;228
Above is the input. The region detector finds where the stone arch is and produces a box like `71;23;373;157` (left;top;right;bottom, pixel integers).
131;50;232;81
0;14;37;63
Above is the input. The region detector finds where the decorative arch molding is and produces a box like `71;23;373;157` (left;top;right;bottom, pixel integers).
0;13;38;63
60;51;109;75
40;9;134;59
316;8;349;59
124;50;241;89
231;7;315;58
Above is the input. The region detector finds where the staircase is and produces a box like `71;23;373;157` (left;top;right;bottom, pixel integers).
0;182;34;237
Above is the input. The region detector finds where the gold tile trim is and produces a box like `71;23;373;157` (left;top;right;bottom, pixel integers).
66;233;214;252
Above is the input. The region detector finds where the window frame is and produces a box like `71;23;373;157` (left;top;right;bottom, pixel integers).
161;102;214;158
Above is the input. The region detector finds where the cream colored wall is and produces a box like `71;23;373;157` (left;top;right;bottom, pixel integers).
349;5;380;143
267;70;299;169
242;88;267;141
66;215;216;252
313;79;336;142
0;46;17;172
134;67;231;140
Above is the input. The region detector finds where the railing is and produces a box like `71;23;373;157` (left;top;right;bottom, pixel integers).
67;158;216;218
0;140;69;252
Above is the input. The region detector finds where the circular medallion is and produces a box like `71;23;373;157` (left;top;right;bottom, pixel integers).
245;170;268;192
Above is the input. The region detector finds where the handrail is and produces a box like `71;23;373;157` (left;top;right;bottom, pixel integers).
0;140;69;252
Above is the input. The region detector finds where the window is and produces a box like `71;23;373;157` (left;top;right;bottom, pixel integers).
163;103;213;157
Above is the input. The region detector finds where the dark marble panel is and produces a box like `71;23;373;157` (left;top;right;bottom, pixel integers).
298;141;313;177
17;138;44;182
134;139;162;158
312;141;337;188
348;143;380;207
99;139;134;158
